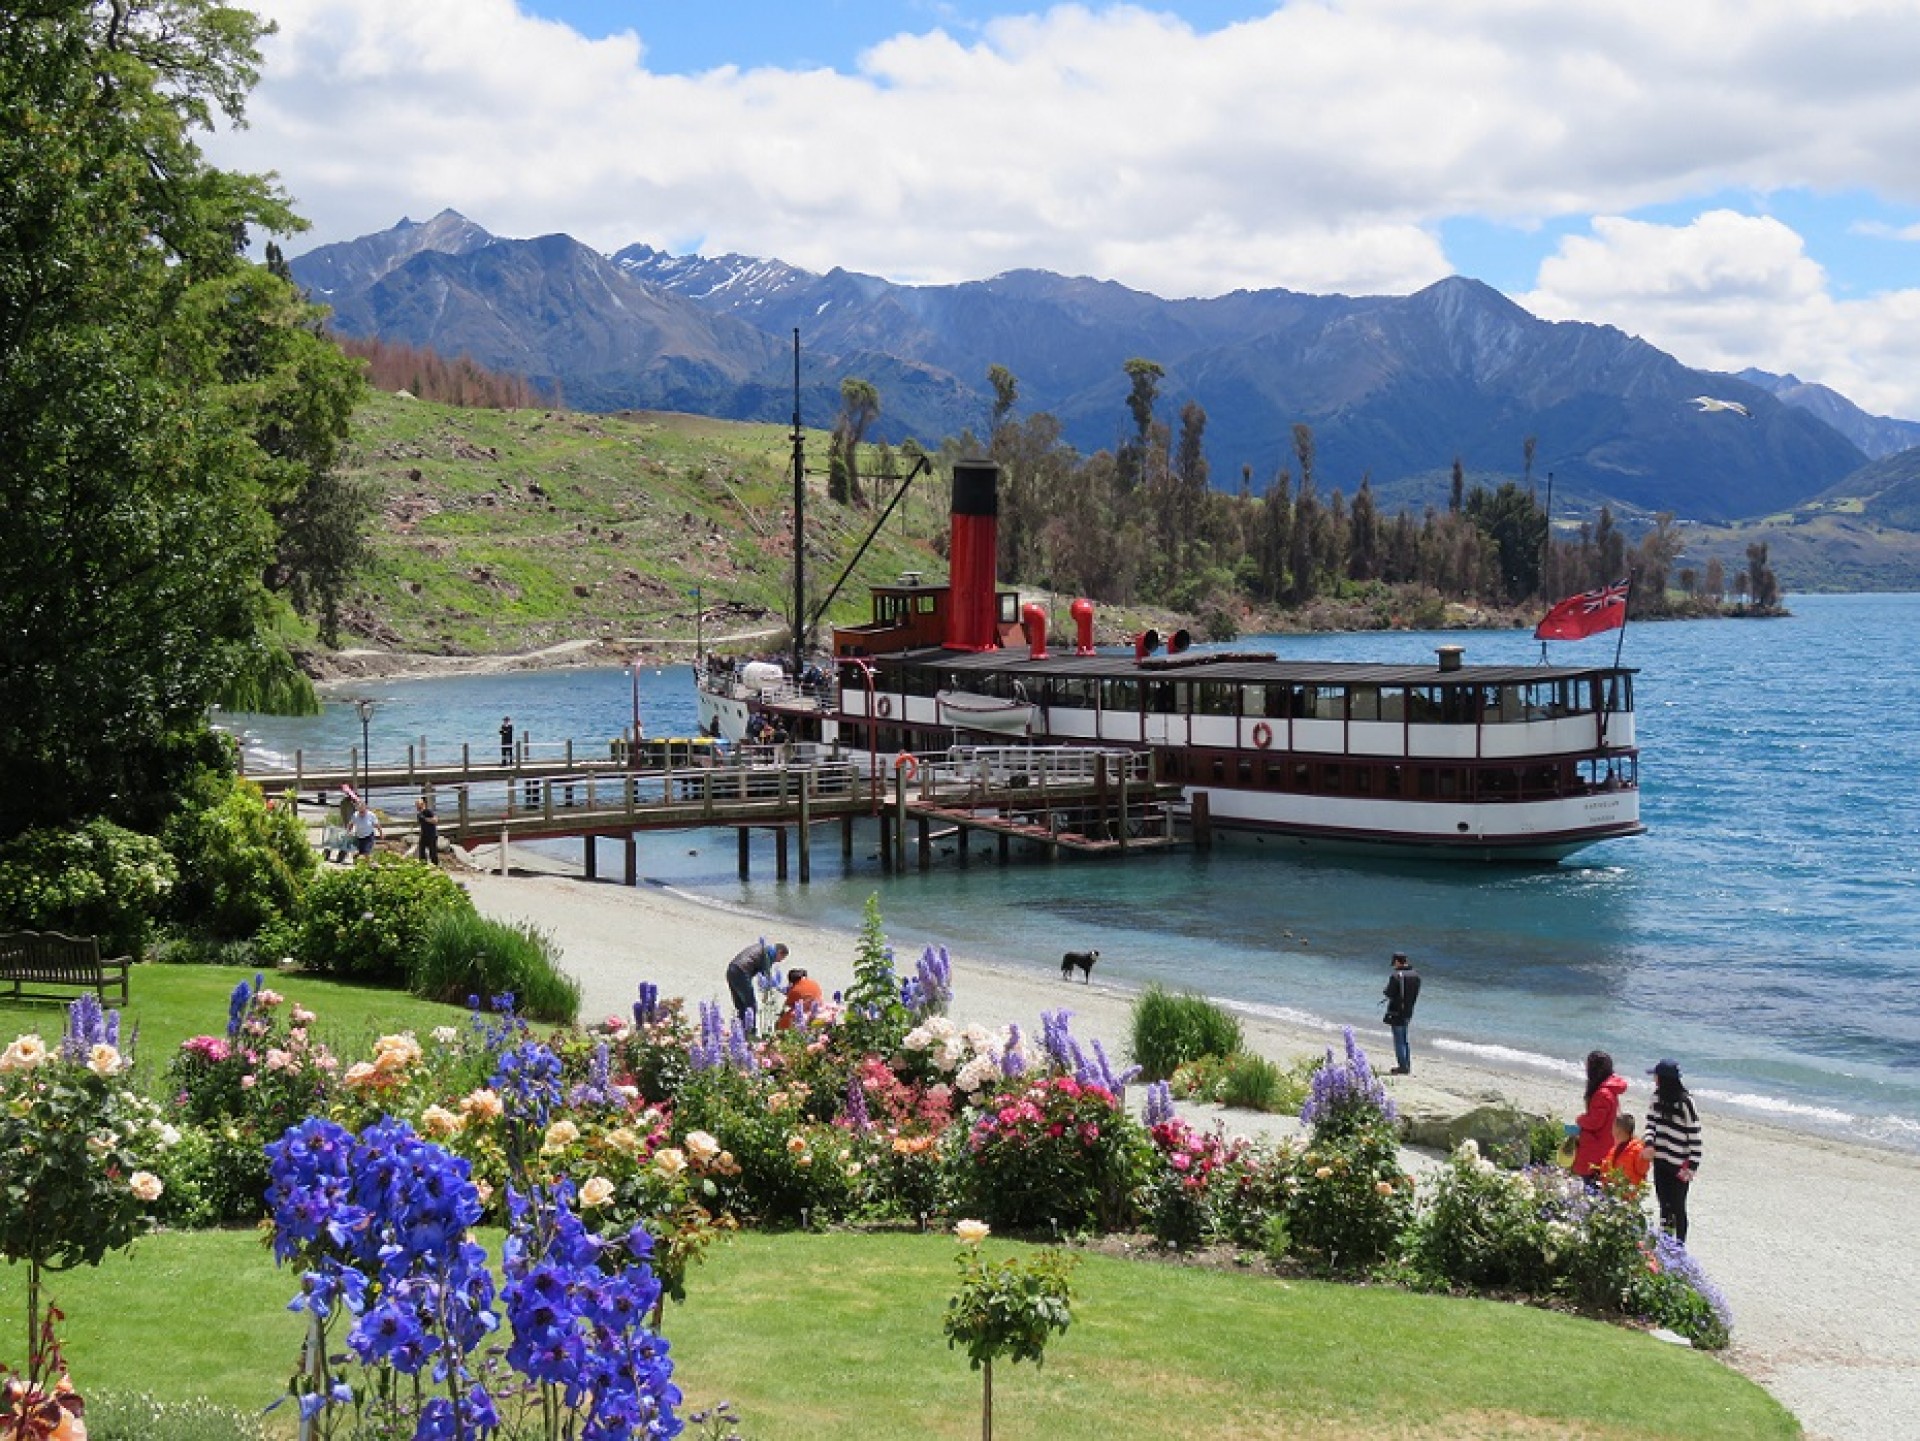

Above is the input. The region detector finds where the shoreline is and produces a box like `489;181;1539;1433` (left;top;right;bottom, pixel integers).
455;858;1920;1441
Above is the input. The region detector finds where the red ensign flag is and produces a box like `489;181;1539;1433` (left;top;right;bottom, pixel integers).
1534;579;1629;641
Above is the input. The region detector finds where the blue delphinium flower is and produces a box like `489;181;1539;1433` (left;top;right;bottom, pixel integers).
724;1017;758;1073
226;976;257;1038
634;981;660;1027
1650;1231;1734;1331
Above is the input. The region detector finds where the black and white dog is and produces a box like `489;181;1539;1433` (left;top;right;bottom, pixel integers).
1060;949;1100;983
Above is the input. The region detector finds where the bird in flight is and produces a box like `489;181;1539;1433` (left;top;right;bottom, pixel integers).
1690;395;1752;418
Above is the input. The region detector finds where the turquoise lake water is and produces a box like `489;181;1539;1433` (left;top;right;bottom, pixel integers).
229;593;1920;1152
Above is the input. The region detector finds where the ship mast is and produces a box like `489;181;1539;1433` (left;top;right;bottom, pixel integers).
790;328;806;678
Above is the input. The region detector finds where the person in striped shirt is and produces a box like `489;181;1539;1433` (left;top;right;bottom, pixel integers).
1644;1059;1704;1243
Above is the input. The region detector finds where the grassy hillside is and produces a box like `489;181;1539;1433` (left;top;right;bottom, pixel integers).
330;392;956;658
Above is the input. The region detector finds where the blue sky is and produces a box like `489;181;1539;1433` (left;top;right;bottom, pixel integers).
208;1;1920;419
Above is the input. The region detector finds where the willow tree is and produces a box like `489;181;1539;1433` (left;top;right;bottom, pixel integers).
0;0;364;835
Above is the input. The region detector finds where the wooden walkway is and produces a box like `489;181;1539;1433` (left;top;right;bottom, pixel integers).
252;744;1189;884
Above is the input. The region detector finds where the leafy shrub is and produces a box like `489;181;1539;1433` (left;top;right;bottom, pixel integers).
671;1058;860;1225
413;909;580;1023
1139;1100;1292;1252
1283;1028;1411;1271
285;853;473;982
1129;985;1243;1081
152;1121;272;1227
147;934;261;967
0;818;176;957
1402;1142;1730;1347
1217;1052;1294;1111
946;1074;1150;1234
161;776;313;940
839;893;909;1054
1630;1232;1733;1349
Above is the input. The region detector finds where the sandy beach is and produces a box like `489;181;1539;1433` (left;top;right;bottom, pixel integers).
459;862;1920;1441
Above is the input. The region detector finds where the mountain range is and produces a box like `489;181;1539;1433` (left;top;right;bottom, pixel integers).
292;211;1920;527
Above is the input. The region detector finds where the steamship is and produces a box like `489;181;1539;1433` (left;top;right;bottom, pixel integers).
696;461;1642;862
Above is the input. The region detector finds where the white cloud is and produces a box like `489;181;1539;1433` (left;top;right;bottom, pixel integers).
202;0;1920;417
1521;211;1920;419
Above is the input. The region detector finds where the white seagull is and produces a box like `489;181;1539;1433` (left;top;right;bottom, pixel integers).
1690;395;1752;418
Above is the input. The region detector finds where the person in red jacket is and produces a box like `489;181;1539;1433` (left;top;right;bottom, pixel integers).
1571;1050;1627;1180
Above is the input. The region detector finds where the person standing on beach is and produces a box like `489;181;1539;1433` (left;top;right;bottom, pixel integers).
1644;1059;1704;1243
415;792;439;865
725;938;789;1028
1572;1050;1627;1180
500;716;515;766
1382;951;1421;1074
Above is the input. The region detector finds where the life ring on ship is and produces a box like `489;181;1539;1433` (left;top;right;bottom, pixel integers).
1252;721;1274;750
876;695;892;718
894;752;918;779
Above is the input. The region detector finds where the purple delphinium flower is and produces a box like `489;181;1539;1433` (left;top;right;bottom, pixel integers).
62;992;111;1062
724;1017;758;1073
1000;1023;1027;1078
634;981;660;1027
1040;1009;1075;1071
1085;1038;1142;1096
1650;1231;1734;1331
843;1077;871;1133
1144;1080;1176;1128
689;1001;726;1071
1300;1026;1396;1133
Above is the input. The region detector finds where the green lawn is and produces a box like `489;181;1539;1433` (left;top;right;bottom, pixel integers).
0;964;473;1070
0;1229;1795;1441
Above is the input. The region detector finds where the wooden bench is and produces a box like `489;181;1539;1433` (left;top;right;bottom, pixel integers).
0;930;131;1007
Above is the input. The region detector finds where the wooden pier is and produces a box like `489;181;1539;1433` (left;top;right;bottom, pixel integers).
247;744;1191;885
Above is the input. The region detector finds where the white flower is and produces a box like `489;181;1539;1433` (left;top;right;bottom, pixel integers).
129;1171;164;1203
87;1043;123;1077
431;1026;460;1045
0;1035;48;1072
956;1055;1000;1094
653;1147;688;1177
579;1176;615;1208
953;1219;990;1246
684;1130;721;1164
541;1119;581;1154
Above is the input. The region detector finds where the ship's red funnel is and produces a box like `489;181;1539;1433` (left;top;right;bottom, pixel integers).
946;461;1001;651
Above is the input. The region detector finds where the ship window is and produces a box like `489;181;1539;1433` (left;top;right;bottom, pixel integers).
1437;770;1459;798
1348;685;1380;722
1379;687;1406;722
1384;765;1403;796
1051;677;1094;709
1195;681;1238;716
1237;758;1253;784
1211;758;1226;781
1293;763;1311;790
1146;681;1180;715
916;595;938;615
1354;767;1373;794
1265;763;1283;788
1322;764;1343;791
1102;677;1140;711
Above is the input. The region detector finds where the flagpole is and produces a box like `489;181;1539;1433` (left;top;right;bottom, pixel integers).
1612;576;1632;668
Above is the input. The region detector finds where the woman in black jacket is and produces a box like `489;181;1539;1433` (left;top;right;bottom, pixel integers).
1644;1058;1704;1243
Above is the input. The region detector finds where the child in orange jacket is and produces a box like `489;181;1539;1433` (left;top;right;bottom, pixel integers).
1605;1112;1650;1187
